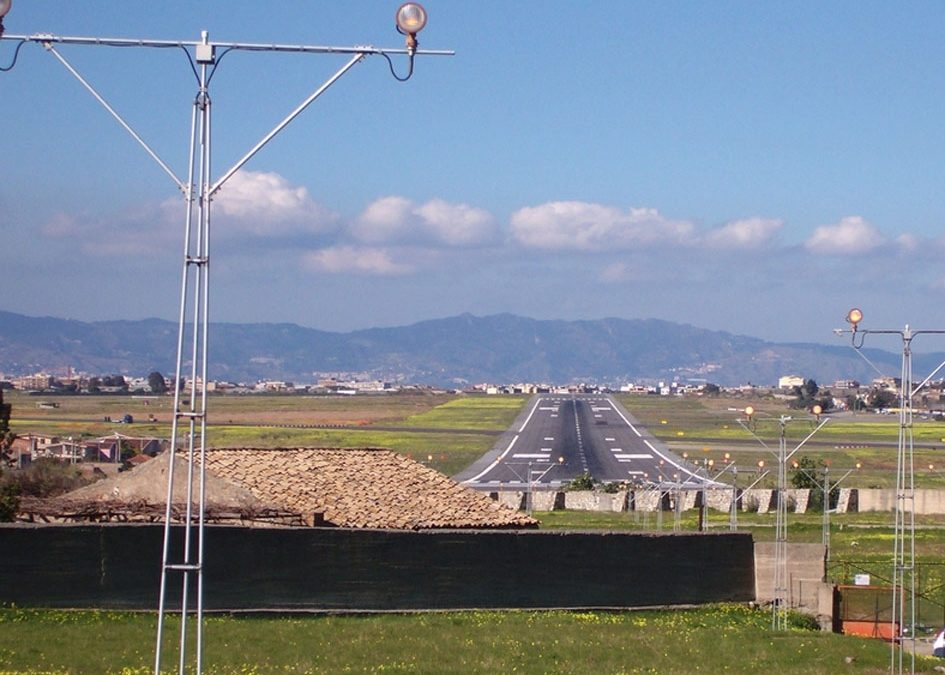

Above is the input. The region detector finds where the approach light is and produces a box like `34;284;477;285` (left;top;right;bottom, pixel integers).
757;460;765;469
846;308;863;330
856;462;862;470
744;405;754;419
396;3;427;52
558;456;564;464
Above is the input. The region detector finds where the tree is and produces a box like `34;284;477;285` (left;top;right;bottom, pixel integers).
148;371;168;394
790;456;836;512
868;389;898;410
0;479;19;522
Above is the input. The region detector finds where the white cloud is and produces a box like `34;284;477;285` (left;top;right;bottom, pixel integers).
415;199;496;246
702;217;783;249
302;245;413;276
212;170;337;236
509;201;694;251
804;216;885;255
352;196;495;246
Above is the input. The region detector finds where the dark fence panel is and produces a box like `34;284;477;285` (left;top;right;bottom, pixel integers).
0;525;754;610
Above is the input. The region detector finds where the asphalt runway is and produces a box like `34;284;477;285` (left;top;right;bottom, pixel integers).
456;393;721;490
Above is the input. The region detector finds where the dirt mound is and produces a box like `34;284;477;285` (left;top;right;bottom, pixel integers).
59;451;266;510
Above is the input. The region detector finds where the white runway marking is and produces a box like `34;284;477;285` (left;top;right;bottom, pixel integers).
615;453;653;459
513;453;552;459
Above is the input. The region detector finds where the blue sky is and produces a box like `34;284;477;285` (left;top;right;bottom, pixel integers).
2;1;945;344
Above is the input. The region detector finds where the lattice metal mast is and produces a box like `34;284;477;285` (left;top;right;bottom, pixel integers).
0;4;451;674
836;308;945;675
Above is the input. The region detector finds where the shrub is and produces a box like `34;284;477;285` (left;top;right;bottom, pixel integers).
565;472;595;491
4;458;92;498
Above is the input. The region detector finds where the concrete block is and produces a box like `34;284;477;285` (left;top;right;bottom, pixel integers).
705;489;734;512
531;491;564;511
632;489;668;512
856;489;895;512
563;491;629;512
754;541;826;606
743;489;774;514
836;488;857;513
783;489;810;514
497;491;525;511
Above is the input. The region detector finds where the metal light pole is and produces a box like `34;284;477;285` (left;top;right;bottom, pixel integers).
791;460;860;560
836;308;945;675
0;4;451;674
738;405;829;631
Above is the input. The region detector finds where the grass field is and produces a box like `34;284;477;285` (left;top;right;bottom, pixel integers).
10;390;945;483
2;604;936;674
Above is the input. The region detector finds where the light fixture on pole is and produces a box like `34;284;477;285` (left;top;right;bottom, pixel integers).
1;7;451;674
396;2;428;52
737;406;829;631
836;308;945;674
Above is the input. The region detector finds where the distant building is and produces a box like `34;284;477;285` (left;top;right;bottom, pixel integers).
778;375;805;389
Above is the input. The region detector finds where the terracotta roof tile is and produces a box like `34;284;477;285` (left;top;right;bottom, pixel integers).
199;447;536;530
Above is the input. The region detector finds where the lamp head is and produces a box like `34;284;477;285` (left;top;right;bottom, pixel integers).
846;307;863;330
744;405;754;419
0;0;11;37
396;3;427;52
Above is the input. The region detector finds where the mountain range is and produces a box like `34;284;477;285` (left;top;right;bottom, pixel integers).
0;310;921;387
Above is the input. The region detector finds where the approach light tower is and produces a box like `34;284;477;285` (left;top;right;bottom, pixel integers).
738;404;828;631
0;3;451;673
836;309;945;675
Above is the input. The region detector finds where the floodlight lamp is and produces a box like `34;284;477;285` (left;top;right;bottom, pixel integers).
396;2;427;53
846;307;863;330
396;3;427;35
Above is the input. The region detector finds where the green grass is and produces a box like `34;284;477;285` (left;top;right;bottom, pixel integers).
392;394;529;430
1;604;931;674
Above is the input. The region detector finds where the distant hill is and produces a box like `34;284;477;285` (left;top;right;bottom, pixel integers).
0;310;918;387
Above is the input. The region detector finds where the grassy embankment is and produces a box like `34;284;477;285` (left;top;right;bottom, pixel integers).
3;604;935;674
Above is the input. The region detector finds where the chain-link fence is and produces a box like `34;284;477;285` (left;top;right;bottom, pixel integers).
829;560;945;632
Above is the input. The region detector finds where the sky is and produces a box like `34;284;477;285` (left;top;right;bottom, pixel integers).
2;1;945;345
